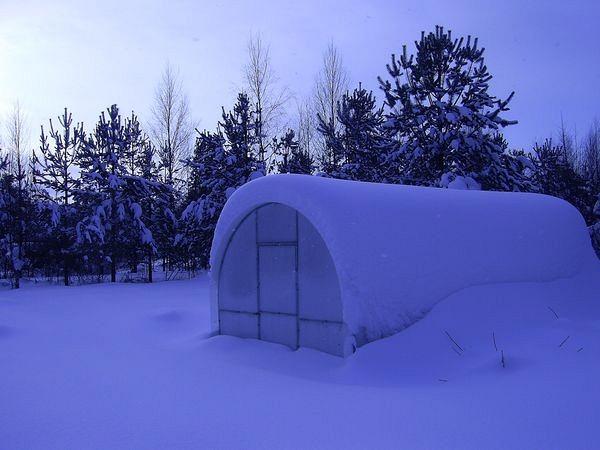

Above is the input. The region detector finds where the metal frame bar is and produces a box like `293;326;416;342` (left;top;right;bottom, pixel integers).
255;211;261;340
294;211;300;349
256;241;298;247
219;308;259;315
219;308;343;326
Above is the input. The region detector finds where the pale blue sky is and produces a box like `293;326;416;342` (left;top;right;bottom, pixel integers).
0;0;598;150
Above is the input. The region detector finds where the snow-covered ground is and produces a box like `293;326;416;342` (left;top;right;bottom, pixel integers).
1;269;600;449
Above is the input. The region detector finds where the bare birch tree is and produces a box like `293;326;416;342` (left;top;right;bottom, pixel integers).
3;102;31;288
6;102;30;176
296;98;316;158
243;33;290;163
313;43;349;164
150;63;195;189
582;119;600;193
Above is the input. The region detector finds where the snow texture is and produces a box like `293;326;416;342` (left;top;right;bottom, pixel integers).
211;174;598;346
2;270;600;449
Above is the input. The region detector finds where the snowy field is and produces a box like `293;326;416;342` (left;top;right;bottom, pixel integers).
1;270;600;450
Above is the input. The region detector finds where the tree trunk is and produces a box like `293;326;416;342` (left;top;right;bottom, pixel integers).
63;257;70;286
148;251;153;283
111;257;116;283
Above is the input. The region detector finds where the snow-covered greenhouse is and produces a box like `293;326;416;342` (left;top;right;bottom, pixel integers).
210;175;597;357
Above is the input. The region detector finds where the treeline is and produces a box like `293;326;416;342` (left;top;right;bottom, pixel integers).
1;26;599;288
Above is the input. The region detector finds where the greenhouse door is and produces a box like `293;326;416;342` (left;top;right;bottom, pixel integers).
258;245;298;349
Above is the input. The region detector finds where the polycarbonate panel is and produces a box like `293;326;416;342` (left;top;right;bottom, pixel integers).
299;320;348;356
257;203;297;243
218;203;349;357
260;313;297;348
298;213;342;322
259;246;296;314
220;311;259;339
219;212;257;313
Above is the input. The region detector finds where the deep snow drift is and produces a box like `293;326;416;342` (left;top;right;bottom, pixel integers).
1;269;600;449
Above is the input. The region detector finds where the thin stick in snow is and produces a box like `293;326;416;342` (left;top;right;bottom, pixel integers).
577;347;584;352
438;379;448;382
492;331;498;352
501;350;505;368
451;346;462;356
558;335;570;348
444;330;464;353
547;306;559;319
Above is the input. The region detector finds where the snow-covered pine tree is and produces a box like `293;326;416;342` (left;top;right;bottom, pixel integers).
0;149;39;288
33;108;85;285
532;139;592;221
590;193;600;257
178;94;265;270
75;105;156;282
378;26;530;191
317;84;388;182
0;104;42;288
178;130;229;269
184;131;221;206
481;134;538;192
274;129;313;174
134;137;175;282
220;92;266;183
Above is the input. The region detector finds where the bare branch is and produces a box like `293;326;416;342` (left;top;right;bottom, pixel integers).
4;101;31;180
243;33;291;162
149;62;195;189
312;42;349;159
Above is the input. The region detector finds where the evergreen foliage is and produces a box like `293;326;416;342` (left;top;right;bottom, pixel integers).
33;108;84;285
318;85;388;182
177;94;265;269
75;105;160;282
532;139;592;220
274;129;313;175
0;151;40;288
378;26;528;191
1;26;599;288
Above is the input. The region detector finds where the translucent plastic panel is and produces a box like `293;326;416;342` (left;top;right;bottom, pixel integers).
259;246;297;314
299;320;350;357
257;203;297;243
298;214;342;322
219;212;257;313
220;311;259;339
260;313;297;349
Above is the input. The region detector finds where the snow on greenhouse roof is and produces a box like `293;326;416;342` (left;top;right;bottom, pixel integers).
211;174;598;342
